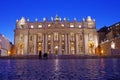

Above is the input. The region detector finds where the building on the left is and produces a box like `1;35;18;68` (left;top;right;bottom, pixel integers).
0;34;12;56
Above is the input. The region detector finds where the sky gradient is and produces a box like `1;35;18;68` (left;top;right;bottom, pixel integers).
0;0;120;43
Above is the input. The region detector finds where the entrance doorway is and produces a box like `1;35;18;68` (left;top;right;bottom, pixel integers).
89;41;94;54
70;42;75;54
38;42;42;54
54;45;58;54
18;42;24;55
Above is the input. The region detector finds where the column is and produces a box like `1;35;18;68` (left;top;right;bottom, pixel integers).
59;34;62;54
51;34;54;54
75;34;79;54
81;33;85;55
24;35;28;55
42;34;44;54
84;32;89;55
34;35;37;55
68;34;70;54
45;34;48;53
94;34;98;55
65;34;67;54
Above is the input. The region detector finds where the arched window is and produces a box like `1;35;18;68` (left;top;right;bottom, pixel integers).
54;33;58;41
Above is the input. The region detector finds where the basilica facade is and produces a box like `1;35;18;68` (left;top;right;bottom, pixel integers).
14;15;98;55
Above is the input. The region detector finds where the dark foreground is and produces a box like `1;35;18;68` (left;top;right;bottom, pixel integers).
0;58;120;80
0;54;120;59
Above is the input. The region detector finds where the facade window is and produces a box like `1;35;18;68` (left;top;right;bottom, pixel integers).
89;34;93;41
30;36;33;41
38;36;41;41
48;41;51;54
30;47;32;53
38;24;42;28
88;22;93;28
70;33;74;41
48;24;51;27
62;41;65;54
19;34;23;41
111;41;115;49
79;25;81;28
61;24;64;27
38;36;42;41
80;35;82;40
48;35;51;41
20;25;24;29
29;47;33;53
54;33;58;41
70;23;74;28
31;25;34;28
79;46;83;52
62;35;64;40
38;33;42;41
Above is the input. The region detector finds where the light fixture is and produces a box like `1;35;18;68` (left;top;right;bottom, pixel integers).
61;24;64;27
111;41;115;49
70;24;74;28
79;25;81;28
31;25;34;28
48;24;51;27
38;24;42;28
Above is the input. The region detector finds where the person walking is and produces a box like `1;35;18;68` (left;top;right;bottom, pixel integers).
39;51;42;59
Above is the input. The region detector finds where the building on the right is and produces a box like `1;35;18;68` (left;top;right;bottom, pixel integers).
96;22;120;56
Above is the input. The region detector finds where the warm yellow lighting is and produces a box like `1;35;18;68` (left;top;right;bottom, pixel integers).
111;41;115;49
48;42;51;45
38;47;42;51
70;24;74;28
38;43;41;45
38;25;42;28
55;46;58;49
61;24;64;27
8;50;11;56
48;35;51;38
89;41;94;48
71;42;74;45
48;24;51;27
79;25;81;28
62;42;64;44
101;49;104;54
31;25;34;28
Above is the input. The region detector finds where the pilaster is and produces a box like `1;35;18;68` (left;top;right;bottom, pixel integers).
42;34;44;54
34;35;37;54
59;34;62;54
68;34;70;54
45;34;48;53
51;34;54;53
65;34;68;54
75;34;79;54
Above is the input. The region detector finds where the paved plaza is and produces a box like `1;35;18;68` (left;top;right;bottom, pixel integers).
0;59;120;80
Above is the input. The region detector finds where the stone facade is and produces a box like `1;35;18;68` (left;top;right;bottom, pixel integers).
14;15;98;55
0;34;12;56
97;22;120;55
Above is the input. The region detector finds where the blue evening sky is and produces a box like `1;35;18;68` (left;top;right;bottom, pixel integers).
0;0;120;43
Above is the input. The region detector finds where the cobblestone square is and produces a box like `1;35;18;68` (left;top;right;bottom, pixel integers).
0;59;120;80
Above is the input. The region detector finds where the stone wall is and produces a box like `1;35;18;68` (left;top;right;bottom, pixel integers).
96;37;120;56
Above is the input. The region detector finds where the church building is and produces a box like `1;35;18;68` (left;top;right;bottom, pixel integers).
14;15;98;55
